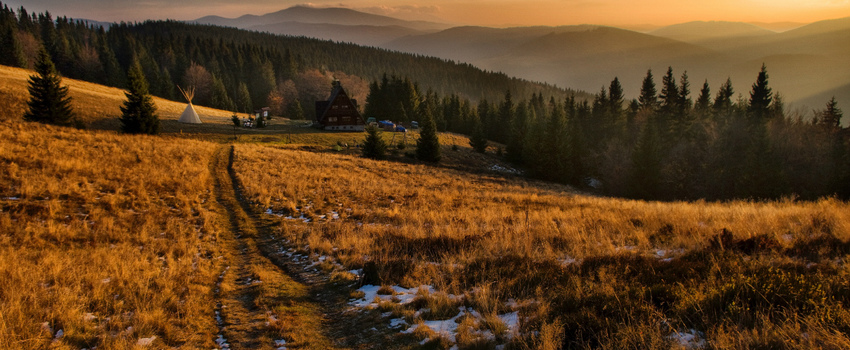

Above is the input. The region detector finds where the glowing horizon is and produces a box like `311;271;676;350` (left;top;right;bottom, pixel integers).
4;0;850;28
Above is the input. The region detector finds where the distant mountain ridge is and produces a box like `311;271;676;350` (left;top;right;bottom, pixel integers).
192;6;850;110
649;21;776;43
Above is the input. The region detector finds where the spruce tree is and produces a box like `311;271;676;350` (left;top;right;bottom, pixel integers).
630;122;662;199
0;19;26;68
24;48;76;126
470;114;488;153
694;80;711;117
236;82;252;114
287;99;304;120
748;64;772;123
361;125;387;160
638;69;658;111
713;78;735;120
119;60;159;134
416;104;441;162
506;101;529;163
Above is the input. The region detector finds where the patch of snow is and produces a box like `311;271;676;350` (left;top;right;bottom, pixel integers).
489;164;522;175
137;336;156;346
216;334;230;349
499;311;520;337
2;197;20;200
101;277;111;283
54;329;64;339
404;308;466;343
668;329;706;349
586;178;602;189
350;285;432;308
390;318;408;328
559;256;578;266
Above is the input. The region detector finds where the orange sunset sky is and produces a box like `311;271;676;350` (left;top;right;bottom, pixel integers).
4;0;850;27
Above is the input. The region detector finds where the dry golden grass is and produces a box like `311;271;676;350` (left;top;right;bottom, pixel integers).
0;65;236;127
232;143;850;348
0;121;223;348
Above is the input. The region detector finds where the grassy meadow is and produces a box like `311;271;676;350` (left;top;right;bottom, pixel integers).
0;122;225;348
233;144;850;349
2;62;850;349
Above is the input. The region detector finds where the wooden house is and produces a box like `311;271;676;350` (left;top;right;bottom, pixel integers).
315;81;365;131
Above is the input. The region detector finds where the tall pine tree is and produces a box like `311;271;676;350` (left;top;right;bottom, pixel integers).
361;125;388;160
416;103;441;162
119;60;159;134
24;47;76;126
470;113;488;153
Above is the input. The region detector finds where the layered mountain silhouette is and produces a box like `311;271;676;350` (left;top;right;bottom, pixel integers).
193;6;850;110
191;6;450;46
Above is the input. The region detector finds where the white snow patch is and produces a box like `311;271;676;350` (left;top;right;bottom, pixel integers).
216;334;230;349
350;285;433;308
559;256;578;266
404;308;466;342
137;336;156;346
499;311;520;336
2;197;20;200
668;329;706;349
489;164;522;175
390;318;408;328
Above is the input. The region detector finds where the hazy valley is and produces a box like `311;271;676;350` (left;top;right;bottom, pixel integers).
193;6;850;113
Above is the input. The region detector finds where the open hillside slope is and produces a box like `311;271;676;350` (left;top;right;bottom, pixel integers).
0;122;223;348
0;65;235;129
233;143;850;349
3;66;850;349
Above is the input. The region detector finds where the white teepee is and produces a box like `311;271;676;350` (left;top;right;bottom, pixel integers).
177;86;202;124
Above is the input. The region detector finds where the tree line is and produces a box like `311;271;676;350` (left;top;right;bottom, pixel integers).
363;67;849;200
0;2;582;122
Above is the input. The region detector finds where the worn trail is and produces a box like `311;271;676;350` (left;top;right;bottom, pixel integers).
210;145;342;350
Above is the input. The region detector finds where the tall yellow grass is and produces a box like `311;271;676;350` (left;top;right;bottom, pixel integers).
232;143;850;348
233;144;849;261
0;122;222;348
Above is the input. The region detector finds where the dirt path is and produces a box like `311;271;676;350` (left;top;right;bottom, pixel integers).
210;145;342;350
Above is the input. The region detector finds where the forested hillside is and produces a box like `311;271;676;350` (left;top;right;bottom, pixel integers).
0;2;580;121
368;67;850;201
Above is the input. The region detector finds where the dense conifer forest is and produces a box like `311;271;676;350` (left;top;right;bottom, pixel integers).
0;2;578;121
363;67;848;200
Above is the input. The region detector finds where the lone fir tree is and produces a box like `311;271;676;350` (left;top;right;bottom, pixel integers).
120;60;160;134
470;114;488;153
416;105;441;162
361;125;388;160
24;48;76;126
